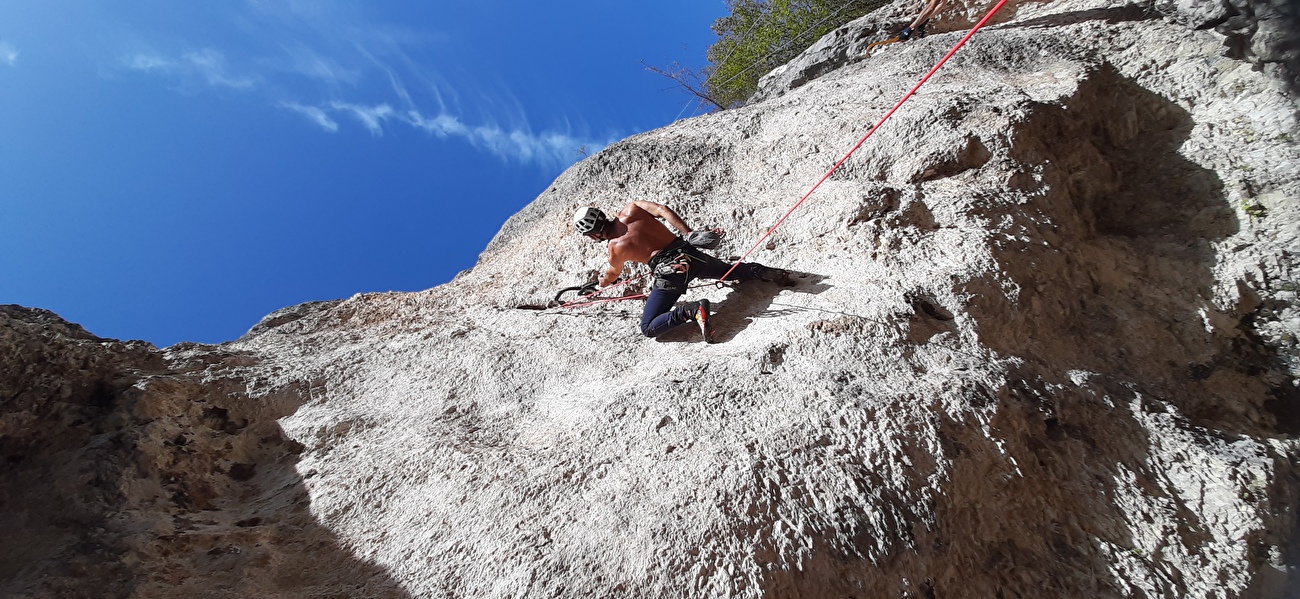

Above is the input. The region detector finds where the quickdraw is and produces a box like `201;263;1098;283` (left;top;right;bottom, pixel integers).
552;274;652;309
864;36;901;57
554;291;650;309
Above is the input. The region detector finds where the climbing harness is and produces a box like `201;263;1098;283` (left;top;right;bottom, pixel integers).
557;0;1010;309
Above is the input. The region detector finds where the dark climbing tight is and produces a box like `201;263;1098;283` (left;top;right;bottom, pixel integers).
639;238;775;338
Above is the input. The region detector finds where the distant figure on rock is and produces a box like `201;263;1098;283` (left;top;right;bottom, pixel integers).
573;201;791;343
898;0;945;41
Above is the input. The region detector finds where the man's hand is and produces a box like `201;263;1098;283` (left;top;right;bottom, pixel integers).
599;262;625;287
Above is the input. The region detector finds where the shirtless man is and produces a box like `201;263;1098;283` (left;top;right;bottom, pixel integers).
573;201;787;343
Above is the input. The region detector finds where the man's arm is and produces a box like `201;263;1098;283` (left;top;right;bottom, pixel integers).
598;260;623;287
598;243;630;287
910;0;945;27
630;200;693;235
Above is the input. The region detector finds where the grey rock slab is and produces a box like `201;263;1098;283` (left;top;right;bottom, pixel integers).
3;0;1299;596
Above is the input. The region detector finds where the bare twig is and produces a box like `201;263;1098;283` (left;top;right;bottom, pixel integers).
641;61;725;113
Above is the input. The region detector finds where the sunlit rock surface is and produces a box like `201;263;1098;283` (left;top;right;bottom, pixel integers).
3;0;1298;596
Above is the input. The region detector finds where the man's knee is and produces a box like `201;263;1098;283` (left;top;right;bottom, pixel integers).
639;321;658;337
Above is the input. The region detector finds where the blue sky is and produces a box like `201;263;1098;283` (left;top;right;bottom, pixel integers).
0;1;726;346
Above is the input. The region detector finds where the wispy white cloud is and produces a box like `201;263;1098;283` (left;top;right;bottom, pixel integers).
406;108;605;168
279;100;603;168
407;111;466;137
459;122;604;169
236;2;606;166
281;101;338;132
0;42;18;66
183;49;257;90
274;42;362;88
330;101;394;136
125;53;170;71
122;49;256;90
119;5;610;170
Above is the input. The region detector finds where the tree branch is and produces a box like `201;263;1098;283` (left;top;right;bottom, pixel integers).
641;61;726;113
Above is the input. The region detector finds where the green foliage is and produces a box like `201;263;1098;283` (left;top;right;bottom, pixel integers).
1242;200;1268;220
705;0;888;109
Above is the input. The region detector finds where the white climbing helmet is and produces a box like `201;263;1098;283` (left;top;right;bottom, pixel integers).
573;207;609;236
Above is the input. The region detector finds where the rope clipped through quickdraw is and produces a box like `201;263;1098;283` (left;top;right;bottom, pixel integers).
559;292;650;309
555;274;649;309
556;261;737;309
717;0;1010;284
559;278;736;309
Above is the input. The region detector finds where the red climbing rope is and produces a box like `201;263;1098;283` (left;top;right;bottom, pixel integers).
561;294;650;309
718;0;1010;282
560;290;648;309
560;0;1010;309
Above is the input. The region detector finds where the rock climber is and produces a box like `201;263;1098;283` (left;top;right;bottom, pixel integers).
898;0;945;41
572;201;791;343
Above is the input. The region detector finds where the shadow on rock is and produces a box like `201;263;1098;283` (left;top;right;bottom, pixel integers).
0;306;410;599
655;272;832;344
973;63;1263;430
953;64;1299;594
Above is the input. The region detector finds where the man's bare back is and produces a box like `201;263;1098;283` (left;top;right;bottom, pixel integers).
599;201;692;286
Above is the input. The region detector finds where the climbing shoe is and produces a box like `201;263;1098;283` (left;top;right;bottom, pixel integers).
693;299;714;343
758;267;796;287
897;26;914;41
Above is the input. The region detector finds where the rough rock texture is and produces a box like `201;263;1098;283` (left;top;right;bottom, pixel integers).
3;0;1299;596
753;0;1300;102
0;306;407;598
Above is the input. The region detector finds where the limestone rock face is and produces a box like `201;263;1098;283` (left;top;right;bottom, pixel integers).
753;0;1300;102
0;306;407;598
3;0;1299;597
